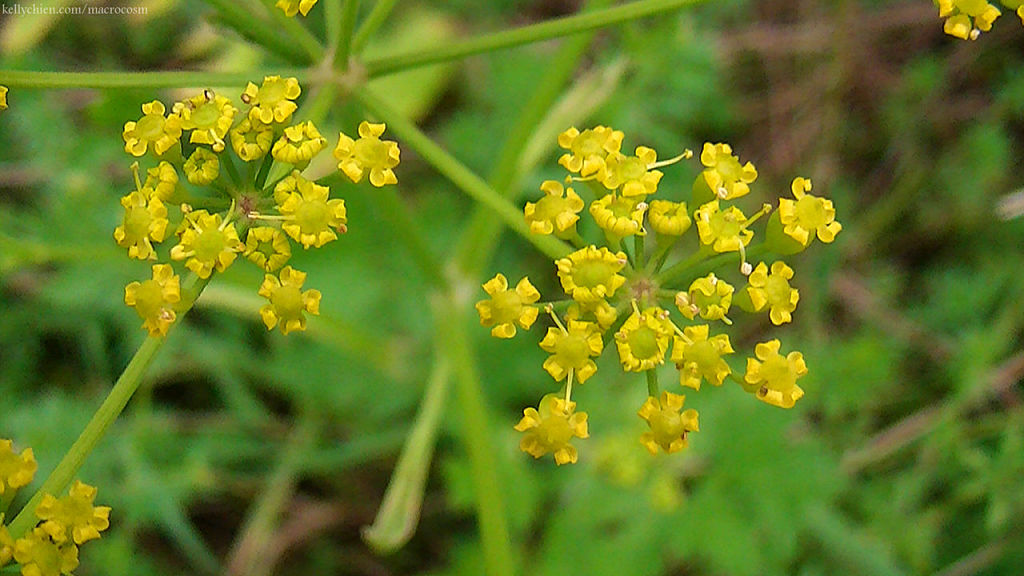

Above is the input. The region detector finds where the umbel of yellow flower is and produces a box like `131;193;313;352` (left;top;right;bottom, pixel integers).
35;480;111;546
515;394;589;465
170;210;242;278
937;0;1001;39
175;90;236;152
556;245;627;303
746;261;799;325
276;172;347;249
648;199;691;236
671;324;734;390
744;339;808;409
122;100;182;157
601;147;663;197
242;76;301;124
276;0;318;17
524;180;584;236
113;190;168;261
557;125;624;179
776;177;841;247
334;121;401;187
272;121;327;166
700;142;757;200
615;307;673;372
258;266;321;334
676;273;734;323
124;264;181;336
538;319;603;383
695;200;756;253
12;527;79;576
474;274;540;338
0;439;37;495
638;391;699;455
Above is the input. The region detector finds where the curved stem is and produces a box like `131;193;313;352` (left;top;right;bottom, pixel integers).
351;0;399;53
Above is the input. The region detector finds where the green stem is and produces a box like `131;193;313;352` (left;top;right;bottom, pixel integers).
351;0;399;53
355;86;571;262
0;70;307;89
325;0;343;55
258;0;325;61
364;0;703;77
646;369;659;397
201;0;314;64
7;274;212;539
333;0;361;70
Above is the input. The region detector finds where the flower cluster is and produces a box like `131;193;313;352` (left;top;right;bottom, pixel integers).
477;126;841;464
116;77;400;336
935;0;1024;40
1;439;110;576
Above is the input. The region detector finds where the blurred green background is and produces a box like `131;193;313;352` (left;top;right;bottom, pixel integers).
2;1;1024;575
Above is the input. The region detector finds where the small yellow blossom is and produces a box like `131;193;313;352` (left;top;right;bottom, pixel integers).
700;142;757;200
638;391;699;454
183;148;220;186
614;307;673;372
602;147;663;197
230;117;274;162
276;172;347;249
334;121;401;187
122;100;182;157
676;273;734;323
175;90;236;152
556;245;628;303
539;319;603;383
143;161;178;201
170;210;242;278
0;439;37;495
514;394;589;465
777;177;841;247
695;200;755;253
113;190;168;261
272;121;327;166
0;85;7;110
744;339;807;409
244;226;291;272
557;125;624;179
648;200;691;236
671;324;733;390
258;266;321;334
35;481;110;546
524;180;584;236
565;299;618;330
589;194;648;240
1;522;13;566
746;261;799;325
243;76;301;125
12;527;79;576
474;274;540;338
276;0;318;17
937;0;1001;39
124;264;181;336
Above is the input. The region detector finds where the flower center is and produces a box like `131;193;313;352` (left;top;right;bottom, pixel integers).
573;260;617;288
795;195;826;228
765;275;791;304
258;81;286;104
194;228;228;261
353;138;385;166
294;200;330;235
710;210;742;238
124;205;153;239
134;279;165;319
556;334;591;366
628;325;661;360
491;290;522;323
135;114;165;140
271;285;304;319
618;156;647;182
687;339;719;370
760;355;796;392
538;413;573;445
191;102;221;129
576;133;603;157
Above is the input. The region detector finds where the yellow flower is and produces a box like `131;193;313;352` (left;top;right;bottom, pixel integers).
242;76;301;125
122;100;182;157
538;319;603;383
670;324;733;390
35;481;110;546
0;439;37;495
614;307;673;372
676;273;734;323
276;0;318;17
113;190;168;261
556;245;628;304
937;0;1001;39
694;200;755;253
230;117;274;162
744;339;807;409
474;274;540;338
0;86;8;110
746;261;799;325
183;148;220;186
638;391;699;454
777;177;841;247
524;180;584;236
589;194;648;240
276;172;347;249
648;200;691;236
175;90;236;152
0;522;13;566
700;142;757;200
12;527;79;576
272;121;327;166
514;394;589;465
557;125;624;179
565;299;618;330
258;266;321;334
170;210;243;278
334;121;401;187
244;226;291;272
124;264;181;336
143;161;178;201
601;147;663;197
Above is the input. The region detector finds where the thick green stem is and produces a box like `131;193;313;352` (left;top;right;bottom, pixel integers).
333;0;362;70
364;0;703;77
0;70;307;89
351;0;399;53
